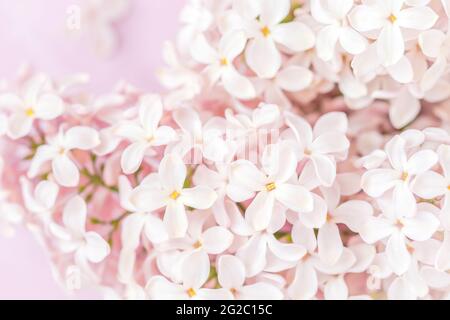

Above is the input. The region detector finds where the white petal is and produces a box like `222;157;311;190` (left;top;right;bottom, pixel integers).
64;126;100;150
245;191;275;232
245;37;281;78
159;153;187;192
217;255;245;289
406;150;438;175
386;231;411;275
359;216;395;243
421;55;447;92
402;211;439;241
52;155;79;187
130;186;167;212
389;89;420;129
229;160;266;191
397;7;438;30
220;30;247;60
28;145;58;178
311;154;336;187
361;169;399;197
272;22;315;52
201;226;233;254
267;235;306;262
236;234;267;277
339;27;368;55
164;202;188;238
385;134;407;171
222;68;256;100
182;250;210;290
412;171;446;199
34;94;64;120
83;231;110;263
392;183;417;217
436;231;450;271
418;29;445;58
333;200;374;232
316;25;340;61
324;277;348;300
387;277;416;300
146;276;187;299
377;24;404;66
34;180;59;209
239;282;283;300
348;5;385;32
63;195;87;235
180;186;217;209
121;213;146;249
312;132;349;154
275;66;313;92
7;113;33;139
259;0;290;25
190;33;217;64
318;222;344;265
288;261;318;300
275;183;313;213
139;94;163;133
314;112;348;137
120;142;148;174
144;214;169;244
386;56;413;84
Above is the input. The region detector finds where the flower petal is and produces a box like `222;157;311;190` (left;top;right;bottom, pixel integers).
180;186;217;209
120;142;148;174
217;255;245;289
83;231;110;263
64;126;100;150
386;231;411;275
272;22;315;52
52;155;80;187
318;222;344;265
245;37;281;78
201;226;233;254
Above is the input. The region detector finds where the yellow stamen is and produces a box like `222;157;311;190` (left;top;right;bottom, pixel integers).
193;240;202;249
169;191;180;200
304;149;312;156
261;26;271;37
25;108;35;117
187;288;196;297
447;185;450;191
265;182;276;191
220;57;229;66
388;14;397;23
326;213;332;222
59;147;66;155
401;172;408;181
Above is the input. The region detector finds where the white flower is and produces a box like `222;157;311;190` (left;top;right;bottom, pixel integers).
234;0;315;78
361;134;437;216
116;95;177;174
146;250;232;299
130;153;217;238
349;0;438;66
0;74;64;139
49;196;110;264
311;0;368;61
172;107;230;163
28;126;101;187
254;64;313;109
217;255;283;299
418;29;450;92
360;202;439;275
190;31;255;100
228;143;313;232
412;145;450;229
284;111;350;186
20;177;59;222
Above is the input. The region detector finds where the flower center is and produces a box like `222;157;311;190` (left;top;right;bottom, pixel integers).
388;14;397;23
187;288;196;297
193;240;202;249
59;147;66;155
400;172;408;181
304;149;312;156
220;57;228;66
169;190;180;200
447;185;450;191
261;26;271;37
146;135;154;143
25;107;35;117
265;182;276;191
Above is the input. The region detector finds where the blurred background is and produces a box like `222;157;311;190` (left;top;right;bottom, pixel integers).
0;0;184;299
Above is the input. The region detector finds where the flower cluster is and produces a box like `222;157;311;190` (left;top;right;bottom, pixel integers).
159;0;450;129
1;0;450;300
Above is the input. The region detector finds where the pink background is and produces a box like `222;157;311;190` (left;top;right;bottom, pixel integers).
0;0;184;299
